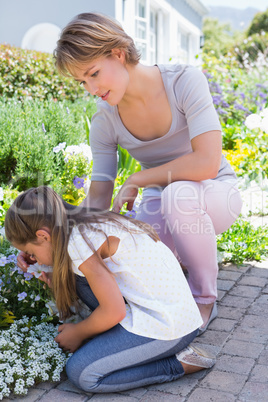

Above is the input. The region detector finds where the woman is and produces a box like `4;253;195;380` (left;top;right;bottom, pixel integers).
18;12;243;332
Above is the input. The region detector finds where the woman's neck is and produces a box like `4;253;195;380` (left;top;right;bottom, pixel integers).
119;63;159;108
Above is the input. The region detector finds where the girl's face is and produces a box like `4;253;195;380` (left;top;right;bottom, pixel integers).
72;49;129;106
14;229;53;266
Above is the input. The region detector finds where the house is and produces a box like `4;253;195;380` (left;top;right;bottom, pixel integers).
0;0;208;65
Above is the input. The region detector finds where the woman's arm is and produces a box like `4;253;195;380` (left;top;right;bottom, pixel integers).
55;241;126;352
112;130;222;212
81;180;114;210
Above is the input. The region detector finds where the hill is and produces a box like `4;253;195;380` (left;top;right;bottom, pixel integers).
206;6;260;31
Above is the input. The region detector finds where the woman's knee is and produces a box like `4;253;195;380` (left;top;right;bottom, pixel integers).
161;181;203;218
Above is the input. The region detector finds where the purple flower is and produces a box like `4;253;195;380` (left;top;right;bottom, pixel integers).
212;95;222;105
124;210;137;219
42;123;46;133
18;292;27;301
222;101;230;108
0;256;8;266
7;254;17;263
66;107;70;114
24;272;34;281
240;92;246;100
35;295;41;301
73;176;85;189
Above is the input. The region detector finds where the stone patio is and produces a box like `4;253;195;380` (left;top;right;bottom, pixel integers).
3;258;268;402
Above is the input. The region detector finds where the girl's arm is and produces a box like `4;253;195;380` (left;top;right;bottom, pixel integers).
55;240;126;352
112;130;222;212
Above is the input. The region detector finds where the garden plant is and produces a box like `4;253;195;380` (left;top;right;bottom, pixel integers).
0;15;268;397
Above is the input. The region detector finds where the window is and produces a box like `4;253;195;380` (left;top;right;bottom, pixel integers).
135;0;147;61
177;26;189;64
150;10;157;64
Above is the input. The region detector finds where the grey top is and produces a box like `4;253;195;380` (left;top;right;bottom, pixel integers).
90;64;237;196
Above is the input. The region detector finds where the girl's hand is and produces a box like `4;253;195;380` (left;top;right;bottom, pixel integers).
17;251;36;272
112;177;139;213
38;271;53;288
55;323;84;353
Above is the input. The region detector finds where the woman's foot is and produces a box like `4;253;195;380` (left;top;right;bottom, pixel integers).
197;302;217;334
176;344;216;374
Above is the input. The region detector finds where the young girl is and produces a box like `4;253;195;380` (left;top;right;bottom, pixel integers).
5;186;215;393
47;12;243;332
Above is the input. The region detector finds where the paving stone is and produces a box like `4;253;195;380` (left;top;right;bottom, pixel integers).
139;390;184;401
240;314;268;332
217;305;246;320
217;290;226;301
249;364;268;383
231;325;268;344
222;339;264;358
228;285;262;298
208;317;236;332
218;270;243;281
199;370;247;394
219;263;250;273
187;388;236;402
39;389;88;401
247;294;268;316
150;375;198;396
220;295;255;309
252;260;268;269
258;347;268;364
248;266;268;278
119;387;147;398
90;394;138;401
217;279;235;291
238;381;268;401
57;380;91;395
239;275;267;287
214;354;255;375
194;329;229;346
34;381;57;391
261;284;268;293
3;388;46;401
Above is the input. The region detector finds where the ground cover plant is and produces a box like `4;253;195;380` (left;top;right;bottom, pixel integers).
0;34;267;397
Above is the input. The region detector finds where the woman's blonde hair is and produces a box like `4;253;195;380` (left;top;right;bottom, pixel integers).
54;12;140;77
5;186;159;319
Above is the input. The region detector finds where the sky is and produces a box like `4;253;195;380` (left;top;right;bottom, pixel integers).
201;0;267;11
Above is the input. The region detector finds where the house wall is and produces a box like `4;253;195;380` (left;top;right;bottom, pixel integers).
0;0;115;48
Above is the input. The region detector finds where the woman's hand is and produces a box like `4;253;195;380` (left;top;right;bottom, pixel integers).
17;251;36;272
55;323;85;353
112;177;139;213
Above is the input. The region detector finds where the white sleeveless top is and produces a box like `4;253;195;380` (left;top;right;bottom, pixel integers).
68;221;202;340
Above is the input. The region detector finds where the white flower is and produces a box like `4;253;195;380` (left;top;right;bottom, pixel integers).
260;116;268;133
53;142;66;153
64;145;82;155
27;263;53;279
260;108;268;118
0;187;3;202
245;113;262;130
79;143;92;162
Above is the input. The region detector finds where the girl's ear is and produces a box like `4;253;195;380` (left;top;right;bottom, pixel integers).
36;229;51;242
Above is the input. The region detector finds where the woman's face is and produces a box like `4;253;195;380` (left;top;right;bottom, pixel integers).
73;50;129;106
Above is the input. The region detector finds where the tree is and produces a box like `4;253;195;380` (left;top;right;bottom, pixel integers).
247;9;268;36
202;17;243;57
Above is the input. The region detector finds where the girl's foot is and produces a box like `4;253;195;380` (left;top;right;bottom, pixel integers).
176;344;216;374
197;302;217;334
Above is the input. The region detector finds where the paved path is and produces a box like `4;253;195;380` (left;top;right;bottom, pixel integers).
4;259;268;402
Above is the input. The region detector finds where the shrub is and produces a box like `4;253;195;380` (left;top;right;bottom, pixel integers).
0;44;85;101
0;98;96;190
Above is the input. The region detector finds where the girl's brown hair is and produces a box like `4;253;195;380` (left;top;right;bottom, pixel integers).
54;12;140;77
5;186;159;319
